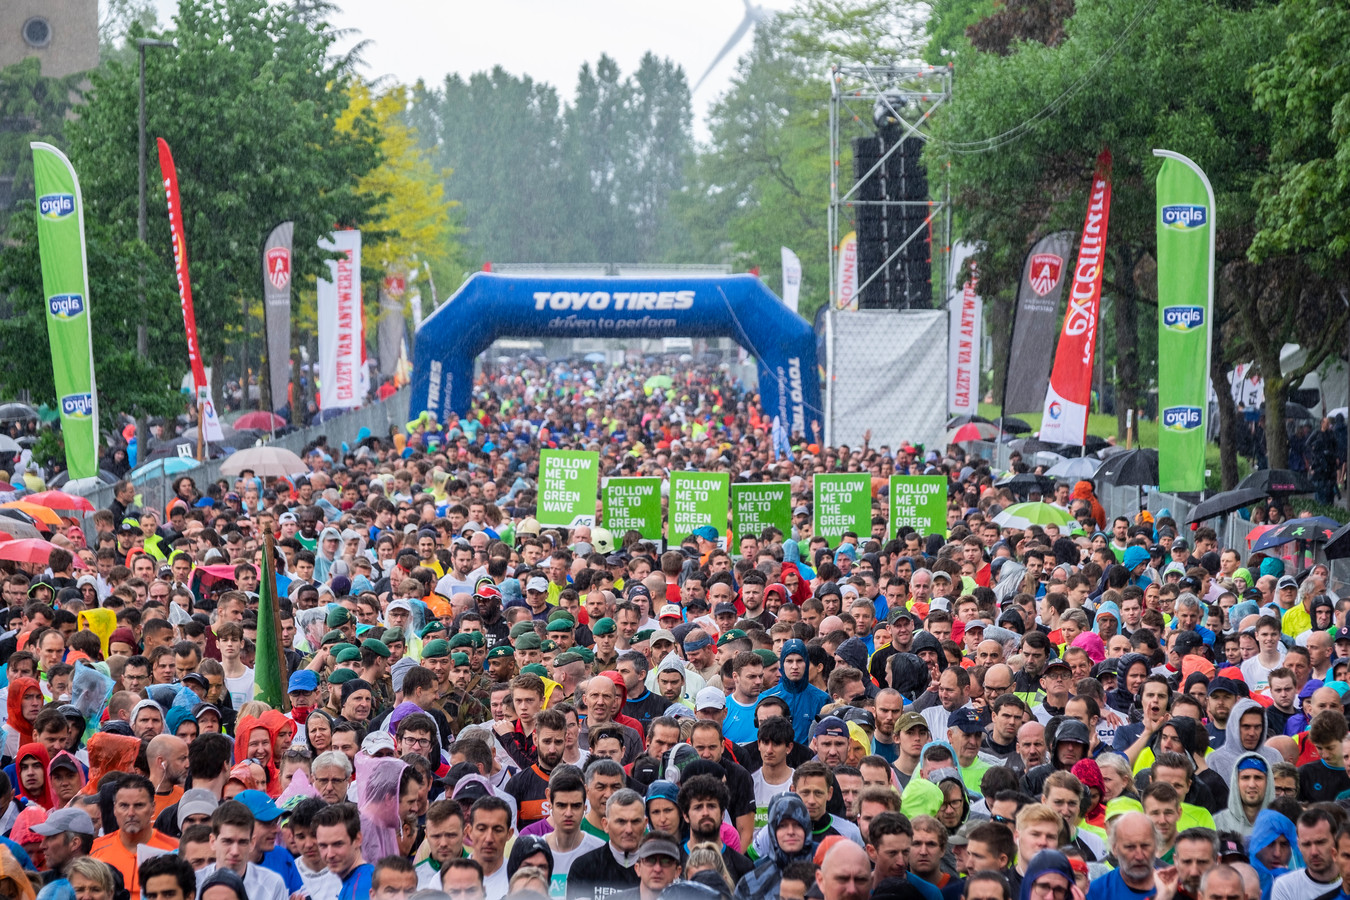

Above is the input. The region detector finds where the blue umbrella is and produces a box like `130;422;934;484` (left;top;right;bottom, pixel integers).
1250;516;1341;551
130;457;202;483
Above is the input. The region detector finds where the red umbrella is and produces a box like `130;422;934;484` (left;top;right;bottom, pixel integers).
23;490;95;513
0;538;64;565
234;411;287;430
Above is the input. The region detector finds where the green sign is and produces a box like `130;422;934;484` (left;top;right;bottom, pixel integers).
732;483;791;543
603;477;663;540
813;474;871;544
31;142;98;479
1155;150;1214;493
537;449;599;528
669;471;730;543
889;475;947;537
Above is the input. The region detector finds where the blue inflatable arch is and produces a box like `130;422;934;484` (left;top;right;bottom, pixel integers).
410;273;822;438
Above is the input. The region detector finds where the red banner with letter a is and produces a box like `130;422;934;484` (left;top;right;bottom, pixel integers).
156;138;223;441
1039;149;1112;446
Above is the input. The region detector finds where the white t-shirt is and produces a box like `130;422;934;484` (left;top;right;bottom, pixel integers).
224;668;254;709
548;832;605;899
482;859;510;900
195;862;288;900
1271;867;1339;900
752;767;794;834
1241;652;1287;694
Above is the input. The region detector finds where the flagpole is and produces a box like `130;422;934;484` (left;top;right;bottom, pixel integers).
265;531;290;712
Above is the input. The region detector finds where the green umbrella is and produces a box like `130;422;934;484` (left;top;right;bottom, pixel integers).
644;375;673;391
992;502;1074;529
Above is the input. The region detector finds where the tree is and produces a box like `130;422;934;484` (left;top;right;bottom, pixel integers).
0;59;81;235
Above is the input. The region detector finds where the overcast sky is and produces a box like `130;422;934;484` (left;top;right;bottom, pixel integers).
146;0;799;141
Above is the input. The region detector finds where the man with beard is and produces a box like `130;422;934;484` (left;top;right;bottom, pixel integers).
504;708;568;831
678;775;754;883
1086;812;1162;900
470;584;510;650
980;689;1026;770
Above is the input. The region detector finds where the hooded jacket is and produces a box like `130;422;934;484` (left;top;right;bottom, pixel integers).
314;526;342;582
909;631;948;673
1214;752;1276;838
888;652;932;702
1019;850;1076;900
762;639;830;745
1092;601;1121;636
836;637;876;695
734;793;815;900
1208;698;1284;785
1021;718;1090;797
1106;653;1151;715
1071;481;1105;529
1249;808;1302;900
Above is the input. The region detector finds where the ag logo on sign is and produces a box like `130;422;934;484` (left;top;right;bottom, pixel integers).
1161;205;1208;231
1162;406;1203;432
61;393;95;419
1162;306;1204;332
38;194;75;220
266;246;291;291
1029;253;1064;297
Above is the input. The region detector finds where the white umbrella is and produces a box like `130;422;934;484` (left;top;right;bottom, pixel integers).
219;446;307;478
1045;457;1102;481
0;436;19;454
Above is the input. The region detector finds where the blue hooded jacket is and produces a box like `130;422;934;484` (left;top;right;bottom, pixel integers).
1019;850;1076;900
1249;809;1302;900
1092;601;1121;635
762;639;830;745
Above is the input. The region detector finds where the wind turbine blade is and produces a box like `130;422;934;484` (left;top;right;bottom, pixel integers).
692;13;755;92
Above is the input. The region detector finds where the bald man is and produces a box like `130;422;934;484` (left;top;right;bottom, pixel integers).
818;840;872;900
1015;722;1046;769
975;640;1005;667
1201;865;1247;900
146;735;189;815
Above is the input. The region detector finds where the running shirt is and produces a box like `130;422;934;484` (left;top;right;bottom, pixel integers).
752;767;793;834
547;833;604;899
504;764;552;830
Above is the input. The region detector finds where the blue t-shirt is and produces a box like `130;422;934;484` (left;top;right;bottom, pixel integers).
261;844;305;895
339;864;374;900
1087;869;1157;900
872;738;899;764
723;696;758;743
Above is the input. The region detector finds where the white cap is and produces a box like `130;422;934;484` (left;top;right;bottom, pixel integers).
695;687;726;711
658;604;683;620
526;576;549;593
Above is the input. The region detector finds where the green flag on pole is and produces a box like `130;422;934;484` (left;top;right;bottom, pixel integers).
1154;150;1215;492
253;536;288;710
30;143;98;479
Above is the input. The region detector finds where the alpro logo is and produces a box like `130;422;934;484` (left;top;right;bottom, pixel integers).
47;294;86;320
61;393;94;419
38;193;76;220
1162;406;1202;432
1161;205;1207;231
1162;306;1204;332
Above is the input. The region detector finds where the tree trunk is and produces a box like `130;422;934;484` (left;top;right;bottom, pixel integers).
1264;369;1289;469
1210;343;1239;489
1113;245;1141;441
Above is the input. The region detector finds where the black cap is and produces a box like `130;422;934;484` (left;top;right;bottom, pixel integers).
1178;576;1201;592
1173;539;1189;551
1207;676;1239;696
714;602;738;616
1335;627;1350;643
1175;631;1204;655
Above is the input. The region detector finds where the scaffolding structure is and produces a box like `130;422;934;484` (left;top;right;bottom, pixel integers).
828;63;954;311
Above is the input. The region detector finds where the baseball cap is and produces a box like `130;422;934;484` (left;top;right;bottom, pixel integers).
32;808;95;837
1277;575;1299;591
361;732;397;756
658;604;683;620
1042;658;1072;675
1178;576;1201;593
692;525;719;541
526;576;549;593
813;716;849;740
896;712;930;734
234;790;282;822
1175;631;1204;655
1335;627;1350;644
636;839;682;863
288;670;319;693
695;687;725;711
714;602;738;617
1208;676;1239;696
651;629;676;647
947;708;984;734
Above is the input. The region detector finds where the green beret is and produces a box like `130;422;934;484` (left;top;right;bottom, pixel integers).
420;622;447;639
327;668;359;685
421;639;451;659
451;652;471;667
547;609;576;625
321;630;345;646
448;633;474;650
572;646;595;663
330;643;357;657
515;633;543;651
540;639;558;652
592;617;616;636
509;622;537;640
467;631;485;648
553;651;583;666
487;645;515;660
361;638;391;658
325;607;353;627
754;649;779;668
546;619;574;633
335;647;361;663
634;629;654;643
521;664;549;678
382;629;406;645
717;629;747;647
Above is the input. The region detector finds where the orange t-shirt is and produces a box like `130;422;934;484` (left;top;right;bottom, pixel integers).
153;785;183;818
92;831;178;894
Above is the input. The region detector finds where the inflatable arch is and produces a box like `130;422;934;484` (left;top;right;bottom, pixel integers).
409;273;822;438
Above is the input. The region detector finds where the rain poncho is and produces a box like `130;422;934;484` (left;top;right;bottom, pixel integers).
84;732;141;794
1249;809;1301;900
14;744;55;809
233;715;281;796
47;750;86;807
5;679;40;747
1208;698;1283;784
733;793;814;900
75;609;117;658
165;707;197;739
761;639;830;745
356;754;408;863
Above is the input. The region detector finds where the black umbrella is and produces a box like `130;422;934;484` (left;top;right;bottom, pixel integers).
1322;520;1350;560
1186;487;1269;524
1236;468;1314;497
1285;402;1317;421
1008;438;1062;456
947;414;994;428
1001;417;1033;434
1096;448;1159;487
995;473;1054;501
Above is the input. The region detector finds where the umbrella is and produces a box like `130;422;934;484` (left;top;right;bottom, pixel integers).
1001;417;1033;434
47;469;118;488
0;436;18;454
1030;450;1067;468
232;411;287;431
947;422;999;443
61;476;114;497
0;501;62;527
0;538;66;565
0;518;41;539
23;490;95;513
220;446;307;478
643;375;674;393
947;414;994;428
1250;516;1341;552
143;439;228;462
1185;487;1270;524
1236;469;1314;497
992;502;1074;529
0;403;37;423
1096;449;1159;487
1321;520;1350;560
995;473;1054;500
1285;402;1317;421
130;457;202;483
1009;438;1063;456
1045;457;1102;481
583;352;607;364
